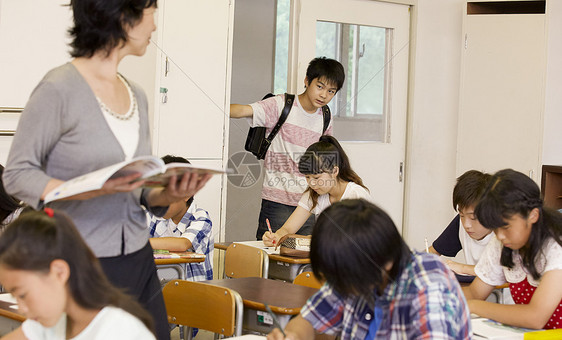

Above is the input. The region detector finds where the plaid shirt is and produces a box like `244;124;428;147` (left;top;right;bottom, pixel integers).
147;203;214;281
301;252;471;340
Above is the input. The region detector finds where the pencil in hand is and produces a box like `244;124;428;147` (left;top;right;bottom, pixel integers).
266;218;275;245
265;304;286;337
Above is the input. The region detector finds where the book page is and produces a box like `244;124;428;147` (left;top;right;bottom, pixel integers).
109;156;164;180
142;162;231;187
233;240;280;255
45;155;163;203
471;318;528;339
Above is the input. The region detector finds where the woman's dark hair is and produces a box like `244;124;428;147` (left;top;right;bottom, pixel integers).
298;135;367;211
68;0;157;58
305;57;345;92
0;165;22;224
0;210;154;333
311;199;410;299
475;169;562;280
452;170;492;211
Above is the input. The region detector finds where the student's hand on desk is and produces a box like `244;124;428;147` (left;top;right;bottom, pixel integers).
444;259;475;276
263;231;280;247
267;328;300;340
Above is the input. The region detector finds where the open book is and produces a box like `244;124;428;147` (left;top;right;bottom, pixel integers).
44;155;231;203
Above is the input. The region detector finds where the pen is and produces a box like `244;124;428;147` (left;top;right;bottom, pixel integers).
266;218;275;245
424;237;429;253
265;304;286;337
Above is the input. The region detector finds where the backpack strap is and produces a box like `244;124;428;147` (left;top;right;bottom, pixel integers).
265;93;294;143
321;105;331;134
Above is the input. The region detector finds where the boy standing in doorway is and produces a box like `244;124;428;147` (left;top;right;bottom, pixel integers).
230;57;345;240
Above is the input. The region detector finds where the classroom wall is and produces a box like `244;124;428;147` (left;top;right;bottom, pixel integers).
401;0;465;250
226;0;276;241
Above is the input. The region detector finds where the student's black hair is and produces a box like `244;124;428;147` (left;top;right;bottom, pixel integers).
452;170;492;211
310;199;410;299
0;210;155;333
298;136;367;211
475;169;562;280
68;0;157;58
0;165;22;224
305;57;345;92
161;155;194;207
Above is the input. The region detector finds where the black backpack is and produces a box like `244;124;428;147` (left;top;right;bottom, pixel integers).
244;93;331;160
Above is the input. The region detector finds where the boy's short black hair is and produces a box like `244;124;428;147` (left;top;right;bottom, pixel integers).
306;57;345;92
310;199;410;298
161;155;194;207
452;170;492;212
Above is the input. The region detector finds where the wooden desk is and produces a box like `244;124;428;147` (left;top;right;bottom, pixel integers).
154;254;205;283
204;277;318;334
0;294;24;335
215;242;311;282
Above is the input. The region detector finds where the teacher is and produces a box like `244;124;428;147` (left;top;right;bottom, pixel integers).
2;1;210;339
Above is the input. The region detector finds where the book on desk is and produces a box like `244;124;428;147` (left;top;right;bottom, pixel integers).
153;250;205;259
472;317;562;339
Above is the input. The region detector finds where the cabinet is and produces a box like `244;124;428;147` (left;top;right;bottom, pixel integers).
149;0;234;244
541;165;562;210
456;1;546;179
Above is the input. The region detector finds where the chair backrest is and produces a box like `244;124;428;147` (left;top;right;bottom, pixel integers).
293;271;323;289
224;243;269;278
162;279;243;338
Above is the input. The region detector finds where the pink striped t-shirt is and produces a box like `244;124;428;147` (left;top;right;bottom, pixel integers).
249;94;333;206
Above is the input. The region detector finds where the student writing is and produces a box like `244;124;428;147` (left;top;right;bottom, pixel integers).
463;169;562;329
429;170;493;276
0;209;156;340
230;57;345;240
262;135;370;246
267;199;471;340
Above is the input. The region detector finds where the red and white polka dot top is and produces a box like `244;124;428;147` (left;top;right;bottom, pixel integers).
475;236;562;329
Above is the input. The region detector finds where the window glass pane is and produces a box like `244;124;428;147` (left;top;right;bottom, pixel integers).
316;21;338;59
316;20;391;142
273;0;290;94
357;26;386;115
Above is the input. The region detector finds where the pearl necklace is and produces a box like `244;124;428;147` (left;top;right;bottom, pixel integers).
96;75;137;121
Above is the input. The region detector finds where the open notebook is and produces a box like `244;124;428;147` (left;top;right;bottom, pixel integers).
233;240;280;255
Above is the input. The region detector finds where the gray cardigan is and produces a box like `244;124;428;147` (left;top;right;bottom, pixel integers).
3;63;166;257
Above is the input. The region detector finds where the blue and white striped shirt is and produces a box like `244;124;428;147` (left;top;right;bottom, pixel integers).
147;202;213;281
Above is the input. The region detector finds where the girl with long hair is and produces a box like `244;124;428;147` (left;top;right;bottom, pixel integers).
463;169;562;329
263;135;370;246
0;209;155;339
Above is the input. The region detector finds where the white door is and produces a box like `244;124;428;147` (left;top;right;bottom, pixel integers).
293;0;410;229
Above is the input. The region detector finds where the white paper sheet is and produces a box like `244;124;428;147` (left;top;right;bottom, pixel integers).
233;240;280;255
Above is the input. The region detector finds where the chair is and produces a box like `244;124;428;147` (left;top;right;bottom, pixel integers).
224;243;269;278
162;279;243;340
490;283;510;304
293;271;323;289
